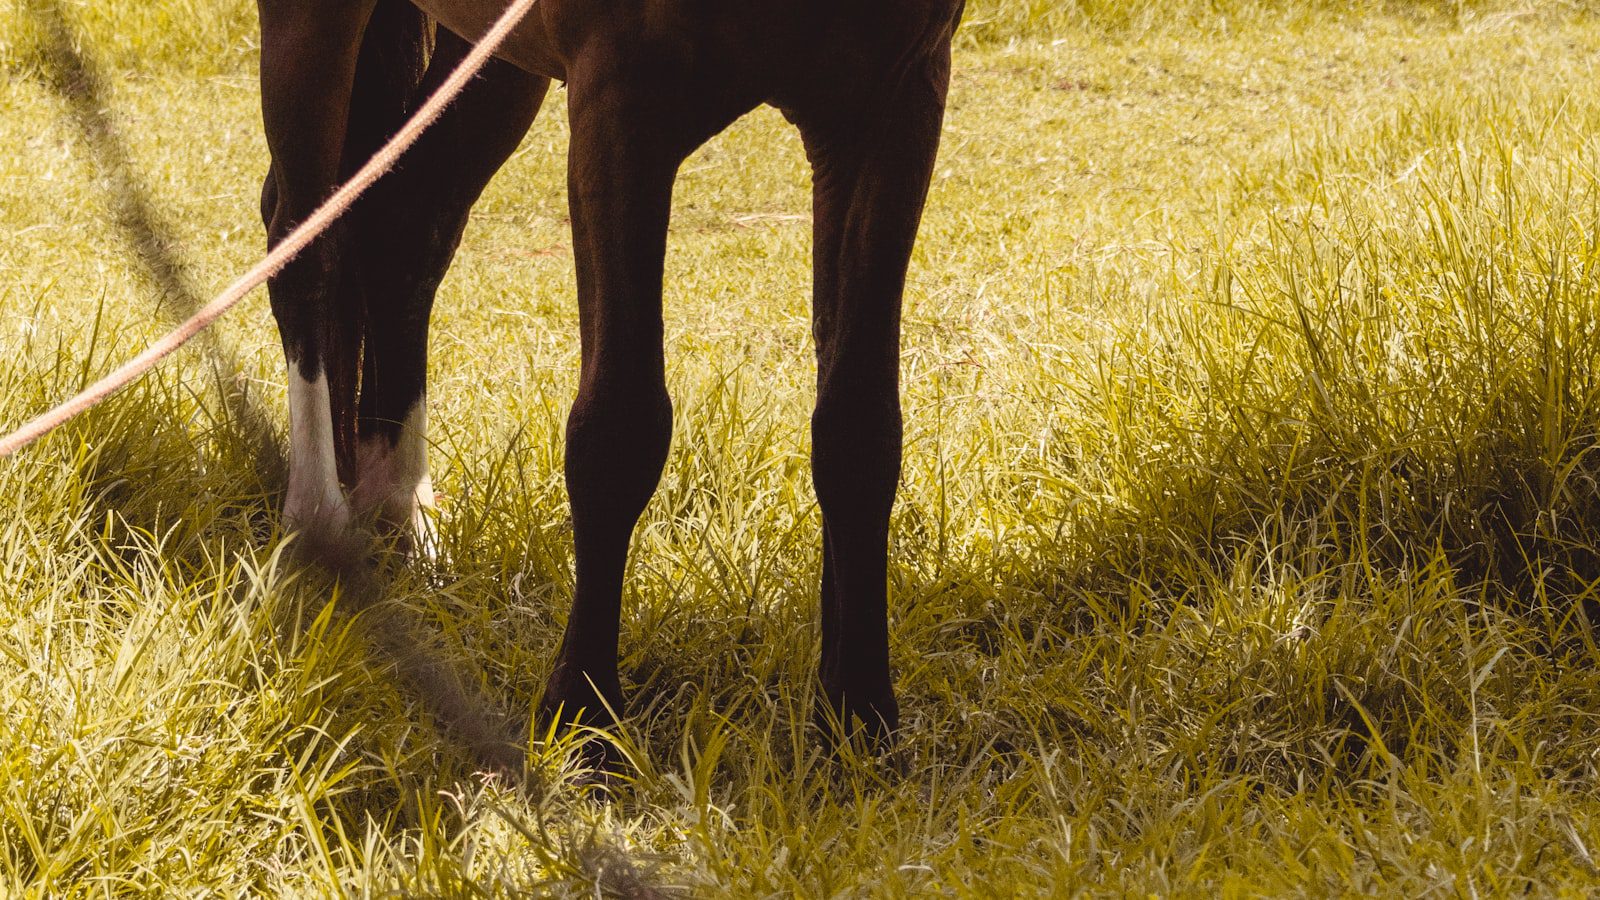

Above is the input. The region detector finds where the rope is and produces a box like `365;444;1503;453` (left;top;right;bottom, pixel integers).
0;0;540;459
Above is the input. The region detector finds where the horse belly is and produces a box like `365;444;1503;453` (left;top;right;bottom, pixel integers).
408;0;564;79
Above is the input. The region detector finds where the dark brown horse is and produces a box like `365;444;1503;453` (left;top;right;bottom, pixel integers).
258;0;965;747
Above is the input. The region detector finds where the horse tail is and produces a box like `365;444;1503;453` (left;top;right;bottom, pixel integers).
330;0;435;481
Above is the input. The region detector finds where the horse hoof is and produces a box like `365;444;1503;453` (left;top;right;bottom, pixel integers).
364;503;440;564
814;685;900;758
351;482;441;563
398;504;442;563
284;506;370;572
539;669;627;774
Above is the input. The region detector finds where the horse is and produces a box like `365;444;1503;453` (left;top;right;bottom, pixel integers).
257;0;966;749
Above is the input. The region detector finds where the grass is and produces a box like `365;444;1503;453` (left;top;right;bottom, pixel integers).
6;0;1600;894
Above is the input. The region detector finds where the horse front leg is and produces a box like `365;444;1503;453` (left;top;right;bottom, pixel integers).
258;0;376;559
537;62;692;742
797;48;953;748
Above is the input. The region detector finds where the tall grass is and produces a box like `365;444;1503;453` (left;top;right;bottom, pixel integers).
7;0;1600;894
1;0;1561;75
959;0;1501;43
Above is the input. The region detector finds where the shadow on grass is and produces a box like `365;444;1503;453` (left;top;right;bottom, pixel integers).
66;416;541;805
321;553;534;778
24;0;283;483
21;3;534;794
24;12;530;776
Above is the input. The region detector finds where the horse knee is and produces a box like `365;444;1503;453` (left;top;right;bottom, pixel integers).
565;378;673;528
811;391;902;528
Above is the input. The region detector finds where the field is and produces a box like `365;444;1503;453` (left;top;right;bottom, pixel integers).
7;0;1600;894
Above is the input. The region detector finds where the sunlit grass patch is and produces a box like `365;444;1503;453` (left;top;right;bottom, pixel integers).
7;0;1600;894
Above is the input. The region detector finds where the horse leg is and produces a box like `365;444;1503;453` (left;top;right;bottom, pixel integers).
258;0;376;553
347;30;549;555
795;50;953;744
539;61;739;736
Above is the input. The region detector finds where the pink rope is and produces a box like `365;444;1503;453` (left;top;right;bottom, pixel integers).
0;0;540;459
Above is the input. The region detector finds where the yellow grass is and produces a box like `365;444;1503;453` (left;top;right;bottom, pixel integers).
4;0;1600;893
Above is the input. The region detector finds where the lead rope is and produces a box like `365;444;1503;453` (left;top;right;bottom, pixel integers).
0;0;540;458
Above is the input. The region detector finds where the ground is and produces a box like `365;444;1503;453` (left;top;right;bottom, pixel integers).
5;0;1600;895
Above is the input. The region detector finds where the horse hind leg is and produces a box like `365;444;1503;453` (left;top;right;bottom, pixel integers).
345;29;549;557
258;0;379;558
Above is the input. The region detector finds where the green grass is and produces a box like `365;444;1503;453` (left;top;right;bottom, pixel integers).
7;0;1600;895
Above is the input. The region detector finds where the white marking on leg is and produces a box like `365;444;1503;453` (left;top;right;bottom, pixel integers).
352;398;438;557
284;367;350;537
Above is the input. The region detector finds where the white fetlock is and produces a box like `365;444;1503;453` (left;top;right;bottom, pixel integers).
285;367;355;547
406;473;443;562
351;400;440;560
